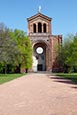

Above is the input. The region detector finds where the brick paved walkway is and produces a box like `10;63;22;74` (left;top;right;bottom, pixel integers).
0;73;77;115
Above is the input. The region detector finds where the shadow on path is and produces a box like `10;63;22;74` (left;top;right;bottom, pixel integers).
49;75;77;89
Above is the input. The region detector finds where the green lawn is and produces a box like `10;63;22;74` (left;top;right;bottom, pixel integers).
0;74;25;84
55;73;77;84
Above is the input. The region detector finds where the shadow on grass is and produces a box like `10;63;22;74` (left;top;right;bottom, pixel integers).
59;74;77;84
49;74;77;88
50;76;73;84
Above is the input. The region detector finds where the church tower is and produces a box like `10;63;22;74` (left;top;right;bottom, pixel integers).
27;12;62;72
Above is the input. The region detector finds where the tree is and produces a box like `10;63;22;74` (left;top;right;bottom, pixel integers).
0;23;21;73
56;33;77;73
10;29;32;72
0;23;32;73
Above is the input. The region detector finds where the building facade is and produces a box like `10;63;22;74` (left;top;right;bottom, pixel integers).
27;13;62;72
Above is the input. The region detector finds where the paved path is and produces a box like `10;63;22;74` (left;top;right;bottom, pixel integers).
0;73;77;115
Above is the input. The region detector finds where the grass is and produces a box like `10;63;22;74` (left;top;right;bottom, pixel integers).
0;72;77;85
55;73;77;84
0;73;25;84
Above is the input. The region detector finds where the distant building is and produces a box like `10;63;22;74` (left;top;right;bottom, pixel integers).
27;12;62;72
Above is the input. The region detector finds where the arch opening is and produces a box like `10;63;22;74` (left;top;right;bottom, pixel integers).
43;23;47;33
33;23;36;33
38;22;42;33
32;42;47;72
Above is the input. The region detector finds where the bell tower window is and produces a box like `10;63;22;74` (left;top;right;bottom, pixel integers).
38;22;42;33
43;23;46;33
33;23;36;33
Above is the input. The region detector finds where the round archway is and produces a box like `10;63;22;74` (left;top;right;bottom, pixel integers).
33;42;47;72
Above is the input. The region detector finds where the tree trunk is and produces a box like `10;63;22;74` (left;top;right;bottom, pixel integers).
5;64;7;74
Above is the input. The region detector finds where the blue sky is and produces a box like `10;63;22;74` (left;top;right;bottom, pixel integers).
0;0;77;38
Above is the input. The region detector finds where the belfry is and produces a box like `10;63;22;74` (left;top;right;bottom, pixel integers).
27;12;62;72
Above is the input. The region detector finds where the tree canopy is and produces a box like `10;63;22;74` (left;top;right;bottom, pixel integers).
0;23;32;73
57;33;77;73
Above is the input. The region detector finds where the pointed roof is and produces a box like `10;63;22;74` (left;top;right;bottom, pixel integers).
27;13;52;21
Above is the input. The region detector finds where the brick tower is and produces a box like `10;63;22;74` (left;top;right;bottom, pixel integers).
27;12;62;72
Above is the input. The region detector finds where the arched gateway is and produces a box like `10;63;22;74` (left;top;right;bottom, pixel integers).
27;12;62;72
33;41;47;72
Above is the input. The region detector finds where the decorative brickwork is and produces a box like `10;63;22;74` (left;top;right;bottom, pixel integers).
27;13;62;72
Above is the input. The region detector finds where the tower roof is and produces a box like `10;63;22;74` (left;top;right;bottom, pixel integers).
27;13;52;21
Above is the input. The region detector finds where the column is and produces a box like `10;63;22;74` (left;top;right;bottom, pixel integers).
36;23;38;33
42;23;43;33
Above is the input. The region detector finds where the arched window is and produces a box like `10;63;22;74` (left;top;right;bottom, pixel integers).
38;22;42;33
33;23;36;33
43;23;46;33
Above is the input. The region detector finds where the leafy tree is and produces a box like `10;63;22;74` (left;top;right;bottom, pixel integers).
10;29;32;72
57;33;77;73
0;23;32;73
0;23;21;73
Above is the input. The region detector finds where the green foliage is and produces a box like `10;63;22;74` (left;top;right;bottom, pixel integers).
57;33;77;73
0;24;22;73
0;23;32;73
11;29;32;69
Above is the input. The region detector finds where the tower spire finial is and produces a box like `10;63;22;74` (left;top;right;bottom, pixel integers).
38;6;41;13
